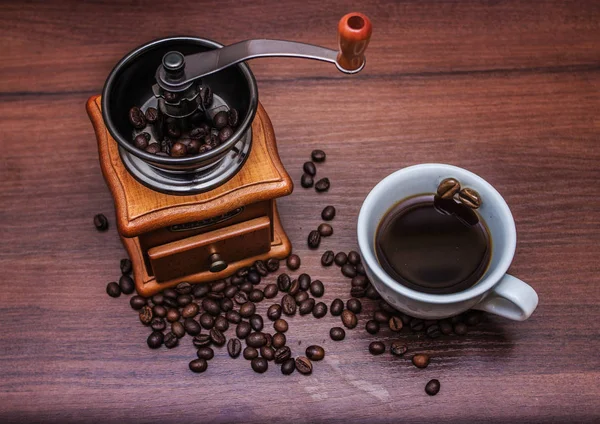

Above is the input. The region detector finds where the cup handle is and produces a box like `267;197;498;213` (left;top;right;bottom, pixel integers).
473;274;538;321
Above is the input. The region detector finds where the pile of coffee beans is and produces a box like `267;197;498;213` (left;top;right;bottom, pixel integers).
300;150;330;192
127;84;241;158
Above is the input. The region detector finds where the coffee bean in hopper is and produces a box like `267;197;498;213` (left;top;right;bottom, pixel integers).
315;178;330;192
425;379;441;396
94;214;109;231
260;346;275;361
330;327;345;341
321;205;335;221
306;345;325;361
266;258;280;272
213;111;229;129
412;354;430;369
286;254;301;270
303;161;316;176
128;106;146;129
106;282;121;298
365;320;380;334
369;341;386;355
189;358;208;373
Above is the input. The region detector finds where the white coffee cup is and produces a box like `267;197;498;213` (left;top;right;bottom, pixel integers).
357;163;538;321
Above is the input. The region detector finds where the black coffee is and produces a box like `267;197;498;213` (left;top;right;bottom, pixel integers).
375;194;491;294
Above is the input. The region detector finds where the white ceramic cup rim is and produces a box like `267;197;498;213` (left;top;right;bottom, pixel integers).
357;163;517;305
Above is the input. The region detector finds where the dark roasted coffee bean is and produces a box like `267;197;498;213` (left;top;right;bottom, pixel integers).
264;284;278;299
184;318;201;336
249;314;264;331
410;318;425;332
295;291;309;305
288;279;300;296
299;298;315;315
193;284;210;298
355;263;366;275
330;298;344;316
330;326;346;341
210;280;226;293
341;264;357;278
334;252;347;266
300;173;314;188
389;316;403;332
347;251;361;265
297;273;310;291
426;324;441;338
314;177;330;193
214;316;229;332
453;322;468;335
318;223;333;237
273;319;288;333
240;282;253;294
341;310;358;329
251;357;268;373
236;321;251;339
369;341;386;355
213;111;229;129
171;142;187;157
163;296;179;308
202;298;221;316
373;310;390;324
286;254;301;270
145;143;161;154
239;302;256;318
237;267;249;278
321;250;334;266
303;161;316;176
94;213;109;231
234;291;248;305
187;139;201;155
365;285;381;300
350;286;366;298
246;332;267;348
346;298;362;314
280;358;295;375
307;230;321;249
117;275;134;295
226;310;242;324
163;289;178;299
190;127;207;140
351;275;368;288
425;379;441;396
145;107;158;124
193;334;211;348
224;285;238;299
266;258;280;272
254;260;268;277
459;187;482;209
260;346;275;361
263;333;272;348
243;346;258;360
390;341;408;356
281;295;296;316
199;313;214;329
151;317;166;332
189;358;208;373
120;258;132;274
166;308;180;323
197;346;214;360
220;297;233;312
139;305;153;325
128;106;146;129
295;356;312;375
223;337;240;359
321;205;335;221
272;332;286;349
274;346;291;364
163;91;179;102
153;305;167;318
244;272;259;286
164;332;178;349
248;289;264;303
309;280;325;298
267;304;282;321
147;331;163;349
465;311;482;326
230;275;245;285
218;126;233;142
134;133;149;149
312;302;328;318
311;149;326;162
277;273;291;292
106;282;121;298
439;319;453;335
171;321;185;338
181;303;199;318
306;345;325;361
412;354;430;369
366;320;380;334
437;177;461;199
228;108;239;127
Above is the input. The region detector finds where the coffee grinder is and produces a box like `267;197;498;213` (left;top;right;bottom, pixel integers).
87;13;372;296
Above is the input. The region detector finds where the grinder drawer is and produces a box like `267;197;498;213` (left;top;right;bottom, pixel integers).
148;216;271;282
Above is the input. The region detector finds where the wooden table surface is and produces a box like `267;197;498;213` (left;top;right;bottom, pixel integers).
1;1;599;422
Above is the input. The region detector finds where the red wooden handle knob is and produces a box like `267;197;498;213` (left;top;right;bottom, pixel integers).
337;12;372;72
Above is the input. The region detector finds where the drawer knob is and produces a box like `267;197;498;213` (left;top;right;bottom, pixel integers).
209;253;227;273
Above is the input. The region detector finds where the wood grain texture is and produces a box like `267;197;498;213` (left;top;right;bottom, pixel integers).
1;0;599;423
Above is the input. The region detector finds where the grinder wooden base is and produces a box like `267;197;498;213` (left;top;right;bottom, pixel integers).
87;95;293;297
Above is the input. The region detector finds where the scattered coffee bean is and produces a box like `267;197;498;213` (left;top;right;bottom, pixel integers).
315;178;330;192
236;321;251;339
145;144;160;154
233;291;248;305
307;230;321;249
163;288;177;299
334;252;348;266
224;285;238;299
426;324;442;338
267;304;282;321
341;310;358;329
286;254;301;270
177;294;192;307
273;319;288;333
312;302;328;318
275;346;292;364
184;318;201;336
199;313;214;329
106;282;121;298
192;334;211;348
164;332;178;349
295;356;313;375
412;354;430;369
303;161;316;176
251;357;268;373
341;264;357;278
459;187;482;209
94;214;109;231
272;332;286;349
202;298;221;316
306;345;325;361
347;251;361;265
247;271;261;285
249;314;264;331
139;305;153;325
288;279;300;296
321;205;335;221
437;177;461;199
465;311;482;326
182;303;199;318
330;299;344;316
295;291;309;305
374;310;390;324
248;289;264;303
189;358;208;373
346;298;362;314
227;338;242;358
439;319;453;335
321;250;334;266
299;298;315;315
366;320;380;334
171;321;185;338
365;285;380;300
390;341;408;356
193;284;210;298
311;149;326;162
330;326;346;341
244;346;259;360
298;273;311;291
263;284;278;299
197;346;214;360
301;174;314;188
277;273;291;292
147;331;163;349
318;223;333;237
246;332;267;348
134;133;149;150
128;106;146;129
239;302;256;318
214;316;229;332
220;297;233;312
152;305;167;318
453;322;468;335
253;260;268;277
150;317;166;332
116;275;134;295
281;295;297;316
226;310;242;324
144;107;158;124
281;358;296;375
369;341;386;355
260;346;275;361
389;316;403;332
237;267;249;278
266;258;280;272
425;379;441;396
228;108;239;127
351;275;369;288
350;286;366;298
120;258;132;274
209;280;225;293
